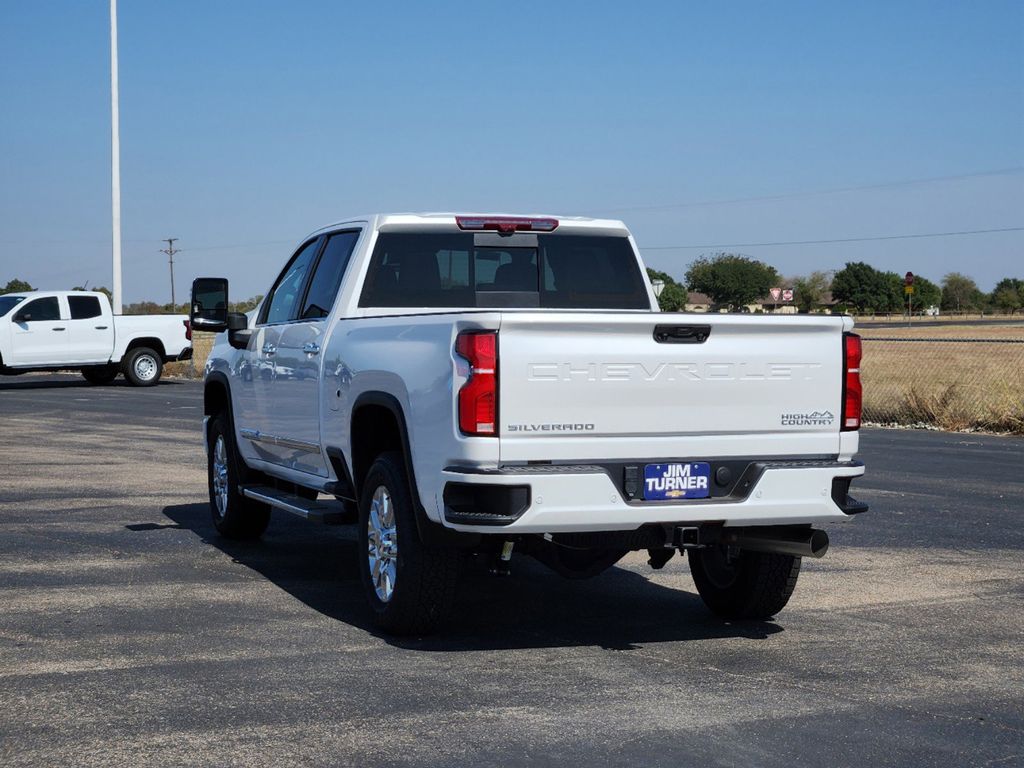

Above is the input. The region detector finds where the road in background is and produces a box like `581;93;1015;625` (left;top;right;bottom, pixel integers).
1;375;1022;767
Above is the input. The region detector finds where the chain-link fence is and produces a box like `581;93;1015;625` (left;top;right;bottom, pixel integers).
860;324;1024;434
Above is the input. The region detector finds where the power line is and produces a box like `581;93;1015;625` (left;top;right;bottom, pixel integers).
591;167;1024;215
639;226;1024;251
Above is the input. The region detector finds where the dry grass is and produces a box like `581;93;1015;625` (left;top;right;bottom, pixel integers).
165;333;215;379
859;322;1024;434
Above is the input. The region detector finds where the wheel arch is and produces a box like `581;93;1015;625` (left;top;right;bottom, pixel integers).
122;337;167;362
350;391;473;547
204;372;231;418
351;392;413;501
203;372;234;447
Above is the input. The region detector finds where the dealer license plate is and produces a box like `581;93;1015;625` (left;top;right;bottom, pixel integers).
643;462;712;501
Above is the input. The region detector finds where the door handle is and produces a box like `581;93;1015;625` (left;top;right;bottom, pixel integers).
52;327;66;332
95;325;108;330
302;343;321;355
262;343;276;356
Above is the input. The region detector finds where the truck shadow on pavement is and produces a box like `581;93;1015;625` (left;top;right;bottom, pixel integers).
0;376;184;390
160;502;784;651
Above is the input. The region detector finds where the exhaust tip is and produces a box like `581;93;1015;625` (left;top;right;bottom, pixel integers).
809;529;830;558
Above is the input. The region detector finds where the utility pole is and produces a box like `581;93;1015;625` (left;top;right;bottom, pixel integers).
160;238;180;307
110;0;122;313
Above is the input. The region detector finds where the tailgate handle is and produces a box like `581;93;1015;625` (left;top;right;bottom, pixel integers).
653;324;711;344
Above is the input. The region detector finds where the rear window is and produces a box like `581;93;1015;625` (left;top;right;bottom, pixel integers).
69;295;102;320
358;232;649;309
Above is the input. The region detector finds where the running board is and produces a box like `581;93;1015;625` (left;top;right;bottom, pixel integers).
241;485;349;524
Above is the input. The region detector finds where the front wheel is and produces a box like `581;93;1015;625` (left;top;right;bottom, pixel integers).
357;452;459;635
123;347;163;386
207;414;270;539
688;545;801;620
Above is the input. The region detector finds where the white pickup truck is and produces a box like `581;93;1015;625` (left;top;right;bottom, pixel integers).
0;290;191;386
192;213;867;634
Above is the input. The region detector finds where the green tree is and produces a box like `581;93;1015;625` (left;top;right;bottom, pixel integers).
941;272;982;313
646;268;687;312
232;295;264;313
684;253;778;311
1;278;34;294
830;262;894;313
906;275;941;312
792;271;832;313
991;278;1023;314
882;272;908;312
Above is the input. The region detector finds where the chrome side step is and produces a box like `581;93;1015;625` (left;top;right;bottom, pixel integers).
241;485;349;524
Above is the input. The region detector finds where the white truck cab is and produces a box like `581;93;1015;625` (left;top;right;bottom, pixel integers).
193;214;867;634
0;290;191;386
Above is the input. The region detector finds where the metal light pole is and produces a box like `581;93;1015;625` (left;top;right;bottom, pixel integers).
110;0;123;314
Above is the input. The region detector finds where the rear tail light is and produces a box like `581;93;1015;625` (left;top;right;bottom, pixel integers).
841;332;862;431
455;216;558;233
184;319;192;341
456;331;498;436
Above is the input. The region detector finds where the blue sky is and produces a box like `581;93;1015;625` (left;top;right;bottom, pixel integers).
1;1;1021;302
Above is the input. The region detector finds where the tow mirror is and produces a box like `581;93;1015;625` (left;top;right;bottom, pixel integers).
191;277;229;333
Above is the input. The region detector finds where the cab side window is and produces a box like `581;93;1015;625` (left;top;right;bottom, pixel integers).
300;231;359;319
69;296;102;320
260;239;321;325
16;297;60;322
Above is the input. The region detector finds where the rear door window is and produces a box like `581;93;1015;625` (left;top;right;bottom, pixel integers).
69;295;103;320
358;232;648;309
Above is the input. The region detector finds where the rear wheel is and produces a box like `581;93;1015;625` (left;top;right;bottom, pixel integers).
82;365;118;385
688;545;801;619
358;452;459;635
123;347;162;386
207;413;270;539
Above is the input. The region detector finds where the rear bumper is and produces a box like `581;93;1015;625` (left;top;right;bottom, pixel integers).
438;460;865;533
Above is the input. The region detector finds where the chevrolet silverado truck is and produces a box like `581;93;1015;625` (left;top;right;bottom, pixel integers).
0;290;191;386
191;213;867;634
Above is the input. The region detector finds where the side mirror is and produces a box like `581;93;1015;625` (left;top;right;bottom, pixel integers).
191;277;229;333
14;312;31;323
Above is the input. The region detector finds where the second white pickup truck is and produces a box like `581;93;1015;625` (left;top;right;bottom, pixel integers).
0;290;191;386
192;213;867;634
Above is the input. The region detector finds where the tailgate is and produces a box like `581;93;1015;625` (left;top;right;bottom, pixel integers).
497;312;848;462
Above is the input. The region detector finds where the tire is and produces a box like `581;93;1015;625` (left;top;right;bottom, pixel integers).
688;545;801;620
122;346;163;387
207;413;271;539
358;451;459;635
82;365;118;385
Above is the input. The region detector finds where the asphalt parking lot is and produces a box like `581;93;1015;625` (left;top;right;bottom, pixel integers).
1;375;1022;767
